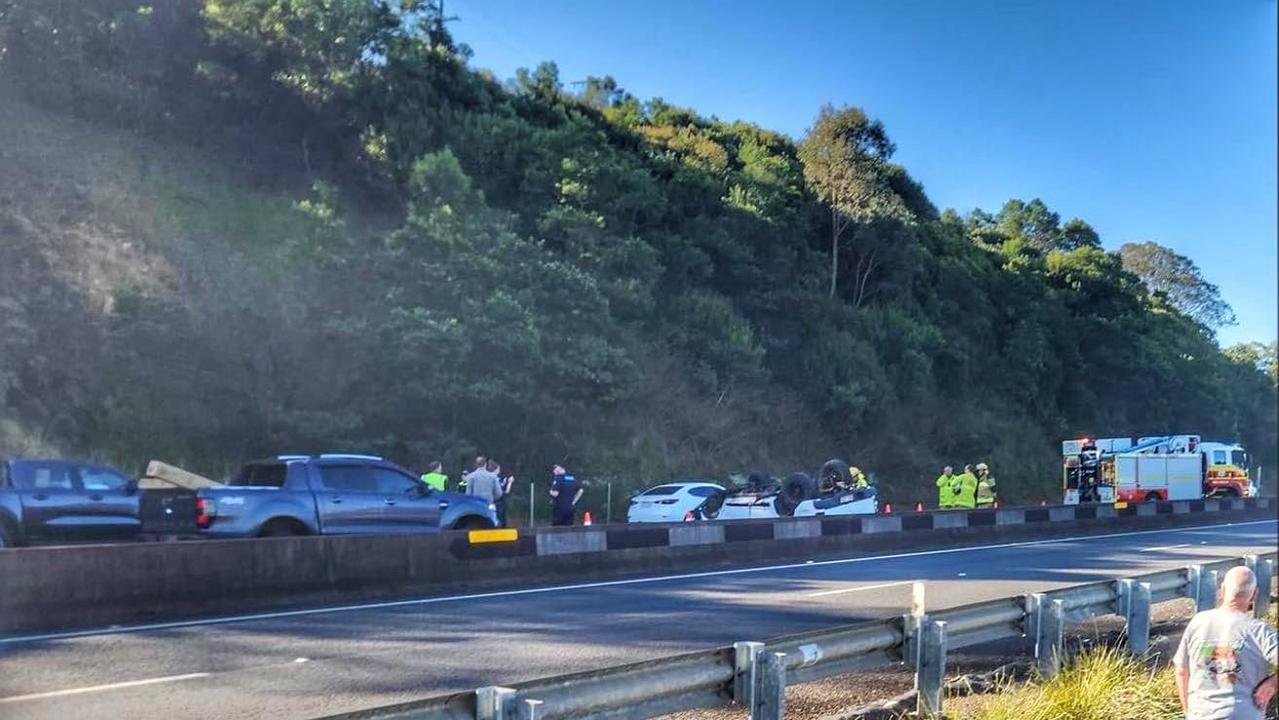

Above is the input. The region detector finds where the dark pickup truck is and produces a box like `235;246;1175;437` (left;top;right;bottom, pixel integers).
189;454;498;537
0;458;140;547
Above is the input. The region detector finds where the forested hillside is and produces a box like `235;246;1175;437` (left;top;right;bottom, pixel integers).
0;1;1274;509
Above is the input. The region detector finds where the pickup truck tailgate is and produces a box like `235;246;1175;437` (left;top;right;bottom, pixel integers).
139;489;198;534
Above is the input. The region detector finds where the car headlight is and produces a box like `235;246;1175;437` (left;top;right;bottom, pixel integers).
488;503;497;511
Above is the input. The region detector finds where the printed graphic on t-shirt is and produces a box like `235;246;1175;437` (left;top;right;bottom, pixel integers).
1196;642;1244;686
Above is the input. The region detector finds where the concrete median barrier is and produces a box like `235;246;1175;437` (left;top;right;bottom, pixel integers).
0;498;1272;636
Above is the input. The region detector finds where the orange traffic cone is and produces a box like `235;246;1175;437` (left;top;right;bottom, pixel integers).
884;502;892;514
583;511;593;526
915;501;924;512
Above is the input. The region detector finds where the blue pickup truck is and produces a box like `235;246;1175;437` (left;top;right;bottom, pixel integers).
0;458;140;547
192;454;497;537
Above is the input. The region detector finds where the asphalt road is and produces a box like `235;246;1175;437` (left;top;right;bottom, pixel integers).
0;519;1274;720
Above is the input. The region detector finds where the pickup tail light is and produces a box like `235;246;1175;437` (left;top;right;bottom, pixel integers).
195;498;216;529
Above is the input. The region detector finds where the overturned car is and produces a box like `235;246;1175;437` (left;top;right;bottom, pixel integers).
696;459;878;520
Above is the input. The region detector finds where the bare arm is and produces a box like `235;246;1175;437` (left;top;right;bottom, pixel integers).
1176;666;1190;712
1255;674;1277;711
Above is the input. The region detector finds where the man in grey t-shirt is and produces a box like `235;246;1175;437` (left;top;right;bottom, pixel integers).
464;460;504;504
1175;566;1277;720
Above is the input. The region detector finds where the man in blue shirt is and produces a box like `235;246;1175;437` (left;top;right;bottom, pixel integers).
549;464;582;526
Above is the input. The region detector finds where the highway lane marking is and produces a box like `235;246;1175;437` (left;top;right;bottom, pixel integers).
0;673;209;704
1140;543;1190;552
807;580;914;598
2;519;1273;646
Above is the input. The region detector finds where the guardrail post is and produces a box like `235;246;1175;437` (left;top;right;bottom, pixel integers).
517;699;543;720
1031;594;1065;678
1118;580;1152;656
733;641;764;705
1245;556;1273;619
475;686;516;720
1188;565;1218;612
903;582;926;665
751;651;786;720
915;619;947;718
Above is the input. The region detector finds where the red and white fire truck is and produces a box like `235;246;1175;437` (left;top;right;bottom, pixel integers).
1062;434;1253;505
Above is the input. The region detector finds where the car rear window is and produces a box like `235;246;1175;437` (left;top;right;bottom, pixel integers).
640;485;682;496
229;463;287;487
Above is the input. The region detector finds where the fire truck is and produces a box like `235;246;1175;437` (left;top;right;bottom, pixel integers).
1061;434;1252;505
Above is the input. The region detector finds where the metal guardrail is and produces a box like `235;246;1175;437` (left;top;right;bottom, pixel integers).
323;553;1277;720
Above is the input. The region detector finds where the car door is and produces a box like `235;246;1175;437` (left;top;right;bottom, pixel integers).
313;464;384;534
374;467;442;532
77;464;141;541
13;461;83;542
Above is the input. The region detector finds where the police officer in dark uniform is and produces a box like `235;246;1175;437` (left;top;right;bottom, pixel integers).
549;464;582;526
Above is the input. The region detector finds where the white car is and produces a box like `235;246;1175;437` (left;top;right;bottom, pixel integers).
712;466;879;520
714;487;878;519
627;482;726;523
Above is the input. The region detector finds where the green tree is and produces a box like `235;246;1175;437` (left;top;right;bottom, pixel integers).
1119;241;1236;329
1224;342;1278;384
798;104;912;302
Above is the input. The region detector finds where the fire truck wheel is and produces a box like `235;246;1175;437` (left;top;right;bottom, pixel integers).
1144;492;1161;503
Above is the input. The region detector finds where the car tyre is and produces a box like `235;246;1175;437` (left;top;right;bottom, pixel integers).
699;490;726;520
452;516;494;531
777;472;817;516
819;459;850;493
258;519;308;537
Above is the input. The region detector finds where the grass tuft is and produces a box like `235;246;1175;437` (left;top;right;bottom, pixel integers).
968;644;1181;720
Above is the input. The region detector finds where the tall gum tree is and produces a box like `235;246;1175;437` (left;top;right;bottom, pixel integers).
798;104;912;302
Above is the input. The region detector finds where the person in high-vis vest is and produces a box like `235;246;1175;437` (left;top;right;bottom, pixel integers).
848;466;869;490
420;461;448;492
953;464;978;509
935;466;957;508
975;463;997;507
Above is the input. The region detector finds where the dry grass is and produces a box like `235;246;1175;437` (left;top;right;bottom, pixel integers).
961;645;1181;720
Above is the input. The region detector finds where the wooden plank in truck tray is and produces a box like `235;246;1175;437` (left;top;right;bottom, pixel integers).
142;460;220;490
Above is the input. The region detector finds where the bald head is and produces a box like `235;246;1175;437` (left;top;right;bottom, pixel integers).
1220;566;1257;608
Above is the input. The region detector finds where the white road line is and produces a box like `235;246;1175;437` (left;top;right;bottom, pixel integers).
0;673;209;704
1;519;1273;646
1141;543;1190;552
807;580;914;598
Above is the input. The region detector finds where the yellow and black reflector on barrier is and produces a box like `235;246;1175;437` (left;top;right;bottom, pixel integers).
468;528;518;544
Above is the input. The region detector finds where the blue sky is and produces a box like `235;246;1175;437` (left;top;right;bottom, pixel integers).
449;0;1277;346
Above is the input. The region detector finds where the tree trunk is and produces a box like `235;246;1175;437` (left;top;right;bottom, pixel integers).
829;209;839;298
854;247;880;308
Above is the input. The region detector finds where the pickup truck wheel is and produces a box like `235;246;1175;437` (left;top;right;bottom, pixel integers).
452;516;493;531
258;519;309;537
